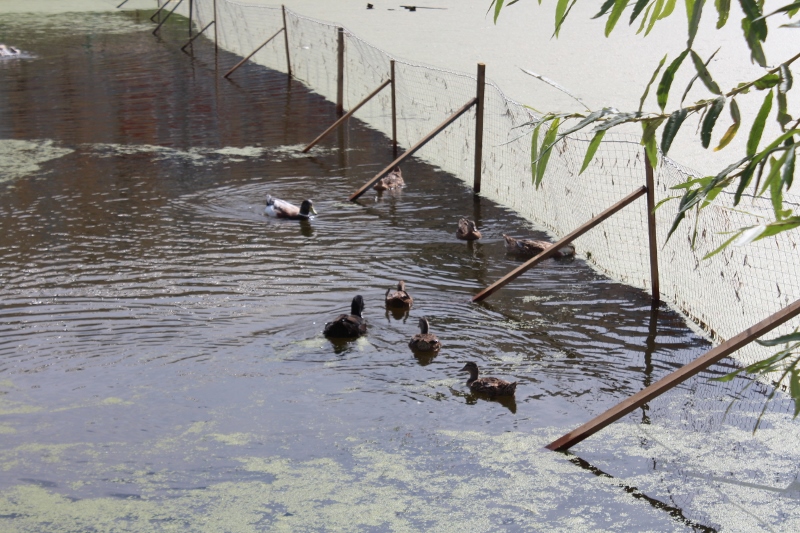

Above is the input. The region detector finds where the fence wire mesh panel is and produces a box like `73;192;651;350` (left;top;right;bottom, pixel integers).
168;0;800;388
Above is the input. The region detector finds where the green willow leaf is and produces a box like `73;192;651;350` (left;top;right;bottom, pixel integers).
739;0;767;38
741;17;768;67
630;0;651;24
702;229;745;259
690;50;722;94
637;3;654;33
605;0;628;36
661;108;688;154
640;55;667;111
756;332;800;346
657;50;689;111
747;90;773;156
659;0;678;19
734;161;758;204
646;0;666;34
579;130;606;174
493;0;505;23
715;99;740;151
754;73;781;89
536;117;561;187
555;0;570;36
714;0;730;27
530;122;542;184
755;1;800;21
593;0;617;19
777;91;792;129
784;141;796;189
768;156;787;219
687;0;706;47
701;96;726;148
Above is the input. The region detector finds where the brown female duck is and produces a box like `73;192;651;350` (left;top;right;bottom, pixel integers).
385;280;413;309
323;295;367;338
265;195;317;220
456;218;481;241
502;234;574;258
460;362;517;397
373;166;404;191
408;317;441;352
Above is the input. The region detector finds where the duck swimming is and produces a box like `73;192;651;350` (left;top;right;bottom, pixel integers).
409;317;441;352
265;195;317;220
324;295;367;338
456;218;481;241
460;362;517;397
502;234;574;258
373;166;404;191
0;44;21;57
385;280;413;309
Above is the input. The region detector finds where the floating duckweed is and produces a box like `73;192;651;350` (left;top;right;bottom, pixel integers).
0;139;73;183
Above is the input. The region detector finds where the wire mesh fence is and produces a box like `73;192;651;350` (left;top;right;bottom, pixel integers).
163;0;800;391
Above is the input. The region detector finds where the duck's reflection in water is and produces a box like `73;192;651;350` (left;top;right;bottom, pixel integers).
448;387;517;414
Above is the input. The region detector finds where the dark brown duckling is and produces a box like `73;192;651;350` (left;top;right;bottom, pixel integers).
385;280;413;309
502;234;574;258
460;362;517;397
265;195;317;220
456;218;481;241
373;166;404;191
324;295;367;338
408;317;441;352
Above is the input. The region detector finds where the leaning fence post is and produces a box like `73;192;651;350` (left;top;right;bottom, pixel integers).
546;297;800;451
337;27;345;116
645;152;660;304
282;5;292;77
213;0;218;53
391;59;398;158
152;0;184;36
474;63;486;194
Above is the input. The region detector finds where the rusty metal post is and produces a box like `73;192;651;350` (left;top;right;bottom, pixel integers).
391;59;398;159
149;1;169;22
645;152;660;304
224;28;285;79
547;297;800;452
336;27;345;116
473;63;486;194
188;0;193;37
302;79;391;153
116;0;131;8
472;186;647;302
213;0;218;53
282;5;292;77
180;20;214;52
153;0;184;35
349;97;478;201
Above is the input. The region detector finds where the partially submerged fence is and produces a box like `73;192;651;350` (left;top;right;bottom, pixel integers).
152;0;800;447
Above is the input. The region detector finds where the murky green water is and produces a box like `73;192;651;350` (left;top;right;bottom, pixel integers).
1;8;798;532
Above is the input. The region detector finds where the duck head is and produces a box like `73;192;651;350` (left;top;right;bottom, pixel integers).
350;295;365;317
418;317;430;334
299;199;317;217
460;361;479;378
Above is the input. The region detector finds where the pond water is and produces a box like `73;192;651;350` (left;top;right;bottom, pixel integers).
0;8;798;532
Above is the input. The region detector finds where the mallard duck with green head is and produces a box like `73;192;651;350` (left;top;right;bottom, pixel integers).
385;280;413;309
409;317;441;352
460;362;517;397
324;295;367;338
373;166;404;191
265;195;317;220
456;218;481;241
503;234;574;258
